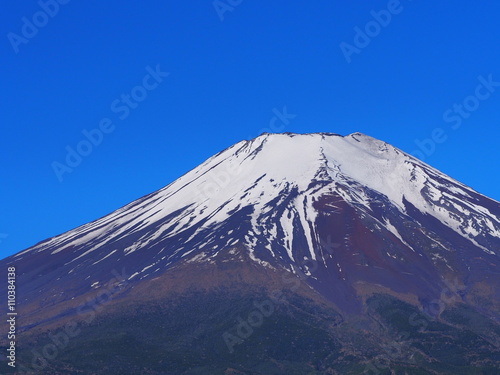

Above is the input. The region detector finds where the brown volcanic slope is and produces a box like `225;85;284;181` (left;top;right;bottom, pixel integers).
1;132;500;374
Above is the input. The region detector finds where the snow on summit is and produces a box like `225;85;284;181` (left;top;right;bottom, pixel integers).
16;132;500;266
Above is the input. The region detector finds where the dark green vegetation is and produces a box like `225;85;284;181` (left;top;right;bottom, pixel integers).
364;295;500;374
3;292;500;374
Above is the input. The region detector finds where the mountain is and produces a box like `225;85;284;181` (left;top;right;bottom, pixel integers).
2;132;500;374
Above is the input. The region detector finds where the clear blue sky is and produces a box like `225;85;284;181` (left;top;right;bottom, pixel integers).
1;0;500;259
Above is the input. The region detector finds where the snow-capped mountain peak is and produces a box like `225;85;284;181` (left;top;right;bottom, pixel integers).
6;131;500;326
19;132;499;264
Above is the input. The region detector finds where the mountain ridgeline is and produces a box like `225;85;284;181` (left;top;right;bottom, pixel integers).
2;132;500;374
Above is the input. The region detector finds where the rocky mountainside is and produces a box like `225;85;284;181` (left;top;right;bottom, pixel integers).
2;132;500;374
